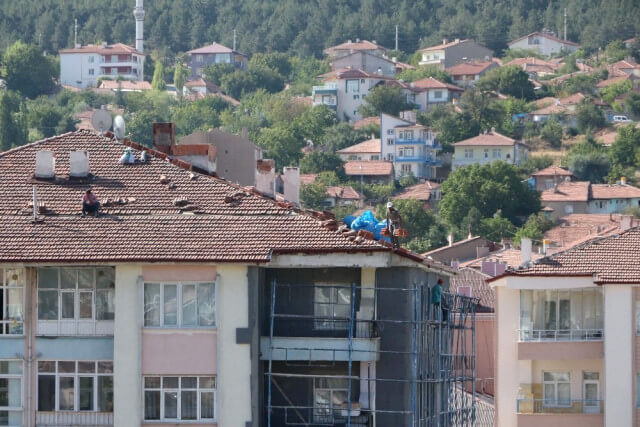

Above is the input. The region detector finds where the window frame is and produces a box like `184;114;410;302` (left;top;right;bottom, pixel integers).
36;360;113;413
542;371;571;407
313;283;352;331
143;281;217;329
0;360;24;425
464;148;473;159
143;376;216;422
1;268;25;336
313;377;349;423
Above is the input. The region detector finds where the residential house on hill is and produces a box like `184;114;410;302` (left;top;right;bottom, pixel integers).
344;160;394;183
417;39;493;69
507;31;580;56
530;166;575;191
424;236;499;267
337;138;381;161
445;61;498;88
182;78;241;105
187;42;248;78
323;39;387;59
392;181;441;211
330;51;397;77
324;185;363;208
353;116;380;130
408;77;464;110
59;43;145;89
505;57;559;78
491;224;640;426
608;59;640;77
452;129;528;170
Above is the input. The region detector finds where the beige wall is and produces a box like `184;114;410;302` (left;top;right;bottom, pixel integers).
452;145;517;170
517;413;603;427
519;341;604;360
495;285;521;427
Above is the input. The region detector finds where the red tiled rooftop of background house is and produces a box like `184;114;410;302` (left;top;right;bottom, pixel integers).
461;248;543;270
326;186;362;200
558;92;586;105
184;78;221;92
541;181;591;202
530;103;574;116
344;161;393;176
337;139;381;155
353;116;380;130
543;214;629;253
411;77;464;92
503;226;640;284
531;166;573;177
324;40;386;53
610;59;640;71
393;181;440;201
591;183;640;199
300;174;318;185
596;75;631;88
59;43;144;56
418;39;470;52
446;61;493;76
506;57;558;70
0;130;440;264
453;130;519;147
98;80;152;91
188;42;236;54
451;268;494;312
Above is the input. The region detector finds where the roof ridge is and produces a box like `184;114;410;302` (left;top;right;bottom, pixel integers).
0;130;79;158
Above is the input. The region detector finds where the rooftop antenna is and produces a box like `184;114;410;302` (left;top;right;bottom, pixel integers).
113;115;126;141
233;29;237;51
91;109;113;136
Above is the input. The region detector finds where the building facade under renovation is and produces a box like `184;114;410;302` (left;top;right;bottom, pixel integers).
0;130;478;426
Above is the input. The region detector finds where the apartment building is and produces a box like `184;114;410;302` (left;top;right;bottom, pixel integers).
59;43;145;89
380;112;441;179
0;129;476;426
508;32;580;56
491;225;640;426
417;39;493;69
187;42;248;78
452;129;529;170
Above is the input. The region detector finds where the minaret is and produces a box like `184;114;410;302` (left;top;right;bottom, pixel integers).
133;0;145;53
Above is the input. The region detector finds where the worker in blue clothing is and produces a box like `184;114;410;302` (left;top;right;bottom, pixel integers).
431;278;448;321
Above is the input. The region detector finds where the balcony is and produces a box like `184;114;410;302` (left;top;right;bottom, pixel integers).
517;399;602;414
396;138;441;149
36;412;113;425
312;83;338;94
519;329;603;342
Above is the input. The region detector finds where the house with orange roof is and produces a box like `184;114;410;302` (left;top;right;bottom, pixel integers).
187;42;248;77
445;60;499;88
530;166;575;191
324;185;363;208
337;138;381;161
393;181;441;211
452;129;529;170
344;160;394;183
506;57;559;78
408;77;464;109
608;59;640;77
417;38;493;69
507;31;580;56
323;39;387;59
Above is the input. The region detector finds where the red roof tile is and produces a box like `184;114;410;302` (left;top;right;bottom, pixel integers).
452;268;494;312
188;42;241;55
531;166;573;177
453;131;519;147
353;117;380;130
393;181;440;201
60;43;144;56
446;61;494;76
411;77;463;91
591;183;640;199
326;186;362;200
596;75;632;88
300;174;318;185
543;214;629;253
344;161;393;176
461;248;543;270
419;39;470;52
508;32;580;47
337;139;381;155
324;40;386;55
541;181;590;202
98;80;152;91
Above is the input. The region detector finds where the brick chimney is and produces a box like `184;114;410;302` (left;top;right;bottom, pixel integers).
152;123;176;154
255;159;276;197
283;166;300;207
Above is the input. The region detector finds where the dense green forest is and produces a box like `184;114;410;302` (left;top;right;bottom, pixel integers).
0;0;638;59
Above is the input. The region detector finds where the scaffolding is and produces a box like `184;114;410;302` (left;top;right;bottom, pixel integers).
264;280;479;427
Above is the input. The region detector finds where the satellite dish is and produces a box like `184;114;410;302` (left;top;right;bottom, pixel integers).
113;115;126;140
91;109;113;134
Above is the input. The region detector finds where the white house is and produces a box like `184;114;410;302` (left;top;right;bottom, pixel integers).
59;43;145;89
452;129;528;170
508;32;580;56
418;39;493;69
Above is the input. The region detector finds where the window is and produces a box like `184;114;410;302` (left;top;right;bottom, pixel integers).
464;149;473;159
433;90;443;99
195;54;203;62
144;282;216;328
401;164;412;174
37;267;115;323
484;149;489;158
544;179;554;190
353;95;359;100
314;378;348;423
144;376;216;421
37;361;113;413
88;56;94;63
0;361;23;425
1;268;24;335
386;129;394;135
348;155;357;160
371;155;379;160
492;148;501;159
564;204;574;214
88;69;94;76
543;372;570;406
110;68;118;76
313;284;351;330
345;79;359;94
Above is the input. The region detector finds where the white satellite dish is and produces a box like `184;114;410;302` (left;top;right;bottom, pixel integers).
91;109;113;134
113;115;126;140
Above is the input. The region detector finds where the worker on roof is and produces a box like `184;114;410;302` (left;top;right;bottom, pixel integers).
82;189;100;217
385;202;402;248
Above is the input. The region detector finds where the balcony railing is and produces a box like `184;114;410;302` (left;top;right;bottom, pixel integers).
518;329;604;342
517;399;603;414
312;83;338;93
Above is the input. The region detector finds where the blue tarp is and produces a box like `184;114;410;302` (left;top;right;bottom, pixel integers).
344;210;391;242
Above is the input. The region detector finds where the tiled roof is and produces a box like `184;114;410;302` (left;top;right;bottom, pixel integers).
324;40;386;54
393;181;440;201
531;104;573;116
508;32;580;47
446;61;494;76
558;92;586;105
610;59;640;71
188;42;240;55
353;116;380;130
419;39;469;52
543;214;629;253
60;43;144;56
453;131;518;147
300;174;318;185
411;77;463;91
596;75;632;88
504;226;640;283
321;68;395;81
344;161;393;176
506;57;558;70
326;186;362;200
540;181;590;202
424;236;493;257
452;268;494;312
184;78;221;92
461;248;542;270
98;80;152;91
531;166;573;177
591;183;640;199
337;139;381;155
0;130;421;264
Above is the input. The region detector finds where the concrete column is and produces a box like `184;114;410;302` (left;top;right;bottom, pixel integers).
495;286;521;427
113;265;142;426
217;265;251;425
604;285;633;426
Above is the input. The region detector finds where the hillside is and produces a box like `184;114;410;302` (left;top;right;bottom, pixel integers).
0;0;638;58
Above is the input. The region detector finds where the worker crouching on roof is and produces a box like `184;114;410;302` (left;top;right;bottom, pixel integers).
82;189;100;217
386;202;402;248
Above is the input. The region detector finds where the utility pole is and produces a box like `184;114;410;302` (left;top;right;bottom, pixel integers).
395;25;399;51
233;29;237;51
564;8;567;41
74;19;78;47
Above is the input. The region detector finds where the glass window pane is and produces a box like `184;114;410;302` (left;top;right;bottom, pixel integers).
0;378;7;407
199;377;216;389
78;361;95;373
164;392;178;418
78;269;94;289
38;268;58;289
144;391;160;420
79;292;92;319
144;284;160;327
98;361;113;374
37;375;55;411
59;377;75;410
61;292;75;319
200;391;215;419
583;372;599;380
144;377;160;389
96;289;115;320
558;291;571;330
60;269;77;289
58;361;75;373
163;377;179;389
96;268;115;289
197;283;216;327
164;285;177;326
543;383;555;401
7;288;23;334
79;377;94;410
0;361;22;375
0;378;21;407
181;390;197;420
6;269;24;287
38;290;58;320
181;377;197;388
557;383;570;403
98;376;113;412
182;285;196;327
38;361;55;373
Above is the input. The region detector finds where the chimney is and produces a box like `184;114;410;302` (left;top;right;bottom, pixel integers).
542;239;550;255
520;238;532;266
447;233;454;247
442;38;448;45
283;166;300;207
451;260;459;270
35;151;55;178
69;150;90;177
356;38;360;43
392;56;397;63
255;159;276;197
152;123;175;154
347;39;352;44
621;215;633;231
372;40;376;44
454;38;460;43
101;41;108;48
621;176;627;186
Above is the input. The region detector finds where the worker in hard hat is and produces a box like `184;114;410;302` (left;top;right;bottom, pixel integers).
386;202;402;248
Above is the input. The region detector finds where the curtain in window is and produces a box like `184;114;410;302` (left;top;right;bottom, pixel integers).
98;376;113;412
181;391;197;420
200;391;215;419
164;285;178;326
144;391;160;420
182;285;197;326
197;283;215;327
144;284;160;327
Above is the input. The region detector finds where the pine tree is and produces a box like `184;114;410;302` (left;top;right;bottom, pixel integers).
151;61;166;91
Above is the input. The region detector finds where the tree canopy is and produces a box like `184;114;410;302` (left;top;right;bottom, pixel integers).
3;41;56;98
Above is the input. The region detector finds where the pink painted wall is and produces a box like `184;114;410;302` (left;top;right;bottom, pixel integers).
518;341;604;361
142;265;216;282
142;332;217;375
458;314;495;396
517;413;603;427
